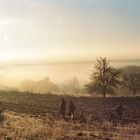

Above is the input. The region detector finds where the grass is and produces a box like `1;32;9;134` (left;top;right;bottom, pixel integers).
0;91;139;140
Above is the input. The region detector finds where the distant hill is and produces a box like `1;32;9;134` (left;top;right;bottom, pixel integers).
121;66;140;74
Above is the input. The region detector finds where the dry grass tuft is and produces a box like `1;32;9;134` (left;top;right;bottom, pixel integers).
0;111;139;140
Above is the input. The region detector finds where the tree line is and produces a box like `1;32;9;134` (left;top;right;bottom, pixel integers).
86;57;140;97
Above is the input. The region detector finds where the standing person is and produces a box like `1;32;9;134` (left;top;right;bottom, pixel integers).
69;101;76;119
0;102;4;125
60;98;66;118
116;103;126;120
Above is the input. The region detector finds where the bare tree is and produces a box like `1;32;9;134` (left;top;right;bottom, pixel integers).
122;73;140;96
86;57;121;97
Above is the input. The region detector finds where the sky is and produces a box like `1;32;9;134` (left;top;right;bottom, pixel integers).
0;0;140;64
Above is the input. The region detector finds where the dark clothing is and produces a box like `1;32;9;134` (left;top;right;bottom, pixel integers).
60;99;66;118
69;102;76;118
116;104;126;120
80;114;86;123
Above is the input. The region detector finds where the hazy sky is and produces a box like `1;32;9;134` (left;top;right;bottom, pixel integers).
0;0;140;64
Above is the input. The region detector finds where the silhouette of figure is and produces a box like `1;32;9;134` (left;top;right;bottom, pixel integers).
116;104;126;120
110;112;116;123
69;101;75;119
0;102;4;125
60;98;66;118
79;113;86;123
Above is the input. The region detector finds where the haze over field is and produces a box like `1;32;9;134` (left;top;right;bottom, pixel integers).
0;61;140;89
0;0;140;88
0;1;140;140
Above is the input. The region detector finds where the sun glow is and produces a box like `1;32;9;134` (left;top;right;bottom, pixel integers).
0;0;139;88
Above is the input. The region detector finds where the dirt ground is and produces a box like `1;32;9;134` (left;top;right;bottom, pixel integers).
0;92;139;140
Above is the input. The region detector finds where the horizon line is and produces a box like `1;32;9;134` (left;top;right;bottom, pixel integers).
0;58;140;67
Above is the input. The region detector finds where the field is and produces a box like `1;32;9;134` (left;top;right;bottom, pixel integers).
0;91;140;140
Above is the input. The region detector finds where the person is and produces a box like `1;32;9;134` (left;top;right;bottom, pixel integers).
116;103;126;120
60;98;66;118
69;101;75;119
110;112;116;123
79;112;86;123
0;102;4;125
